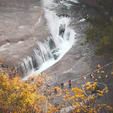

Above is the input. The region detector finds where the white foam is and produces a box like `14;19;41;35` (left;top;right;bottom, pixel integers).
0;43;10;51
17;41;24;44
23;0;76;80
33;6;39;9
67;0;79;4
79;18;86;22
18;25;24;29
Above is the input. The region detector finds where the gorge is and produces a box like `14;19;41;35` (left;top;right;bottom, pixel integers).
22;0;77;80
0;0;113;110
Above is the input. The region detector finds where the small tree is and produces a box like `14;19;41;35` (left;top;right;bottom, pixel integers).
0;73;47;113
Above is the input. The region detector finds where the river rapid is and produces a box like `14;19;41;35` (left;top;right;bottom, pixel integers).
22;0;78;80
20;0;95;85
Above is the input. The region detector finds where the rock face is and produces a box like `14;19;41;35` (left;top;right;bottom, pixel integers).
0;0;49;67
0;0;40;8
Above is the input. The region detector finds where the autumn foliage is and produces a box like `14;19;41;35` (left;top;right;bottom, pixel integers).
0;64;113;113
0;73;47;113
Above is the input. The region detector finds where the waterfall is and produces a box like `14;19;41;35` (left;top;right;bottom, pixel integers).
17;0;78;80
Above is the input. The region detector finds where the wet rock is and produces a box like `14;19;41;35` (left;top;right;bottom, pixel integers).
49;38;56;50
1;64;8;68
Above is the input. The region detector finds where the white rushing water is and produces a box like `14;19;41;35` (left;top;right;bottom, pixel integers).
0;43;10;51
22;0;78;80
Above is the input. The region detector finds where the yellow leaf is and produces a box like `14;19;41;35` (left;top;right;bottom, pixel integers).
77;109;80;112
98;93;103;96
101;70;104;73
86;82;91;86
106;75;109;78
97;64;101;68
107;106;113;110
97;70;100;73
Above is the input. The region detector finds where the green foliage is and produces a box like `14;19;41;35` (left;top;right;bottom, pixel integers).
86;26;102;43
85;0;113;56
86;15;113;55
96;0;113;16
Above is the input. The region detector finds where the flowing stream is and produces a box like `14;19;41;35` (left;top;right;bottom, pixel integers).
21;0;79;80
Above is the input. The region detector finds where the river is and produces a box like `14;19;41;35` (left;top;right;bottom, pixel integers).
22;0;79;80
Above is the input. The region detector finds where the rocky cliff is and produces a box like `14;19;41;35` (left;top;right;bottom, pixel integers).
0;0;40;8
0;0;49;67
